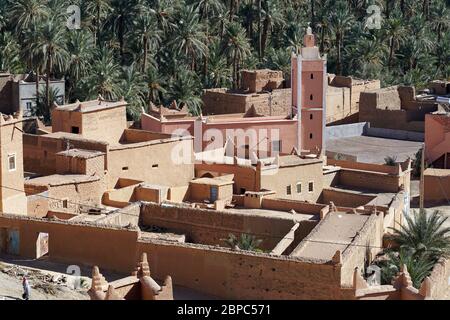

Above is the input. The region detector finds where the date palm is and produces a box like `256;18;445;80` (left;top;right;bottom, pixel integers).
119;63;147;120
66;30;95;101
387;210;450;261
82;47;121;100
145;66;167;105
168;68;203;116
85;0;112;46
132;11;162;72
385;14;407;69
169;5;207;71
31;18;69;112
222;21;251;88
329;0;354;75
8;0;48;35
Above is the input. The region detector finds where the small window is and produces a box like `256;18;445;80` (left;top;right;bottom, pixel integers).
308;182;314;193
310;73;314;79
8;154;16;171
152;164;159;169
296;183;302;193
26;102;33;110
310;94;313;100
62;199;68;208
309;133;313;139
71;126;80;134
286;185;292;195
122;166;129;171
240;188;246;194
44;150;48;158
310;114;313;120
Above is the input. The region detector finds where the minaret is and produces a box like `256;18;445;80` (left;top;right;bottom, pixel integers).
291;27;327;156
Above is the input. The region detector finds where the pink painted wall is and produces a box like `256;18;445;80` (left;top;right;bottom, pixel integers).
141;113;298;155
425;114;450;166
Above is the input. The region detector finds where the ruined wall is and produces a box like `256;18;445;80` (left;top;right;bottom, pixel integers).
359;86;437;132
202;89;292;116
0;74;13;114
241;70;284;93
140;202;295;251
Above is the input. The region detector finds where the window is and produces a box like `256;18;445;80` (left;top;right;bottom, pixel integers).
122;167;129;171
308;182;314;193
26;102;33;110
310;73;314;79
309;133;313;139
71;126;80;134
44;150;48;158
240;188;246;194
310;94;313;100
62;199;68;209
8;154;16;171
152;164;159;169
286;185;292;195
273;140;282;153
296;183;302;194
310;114;313;120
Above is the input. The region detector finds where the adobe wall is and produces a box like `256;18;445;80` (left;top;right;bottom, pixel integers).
428;258;450;299
340;213;384;286
241;70;284;93
326;86;351;124
52;106;127;145
0;214;139;273
23;134;108;175
136;239;347;299
195;163;258;194
0;118;27;215
424;173;450;205
260;162;323;202
202;89;292;117
27;192;49;218
261;198;327;215
0;213;354;300
0;74;13;113
140;202;295;251
107;138;194;189
320;189;376;208
338;170;401;193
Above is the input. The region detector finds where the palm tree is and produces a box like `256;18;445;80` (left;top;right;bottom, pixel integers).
0;32;22;72
377;248;435;288
168;68;203;116
329;0;354;75
260;0;284;58
145;66;167;105
169;5;208;71
8;0;48;35
66;30;95;101
429;1;449;43
106;0;139;64
82;47;121;100
385;15;407;69
85;0;112;46
119;63;147;120
387;210;450;261
132;10;162;72
31;18;69;112
223;233;263;252
222;22;251;88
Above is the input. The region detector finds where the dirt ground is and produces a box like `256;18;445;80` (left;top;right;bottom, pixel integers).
0;261;89;300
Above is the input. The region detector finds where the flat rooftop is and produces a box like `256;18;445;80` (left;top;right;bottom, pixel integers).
227;207;318;221
290;212;371;261
326;135;422;164
26;174;100;187
54;99;127;113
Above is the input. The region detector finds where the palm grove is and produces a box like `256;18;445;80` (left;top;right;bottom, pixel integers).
0;0;448;123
